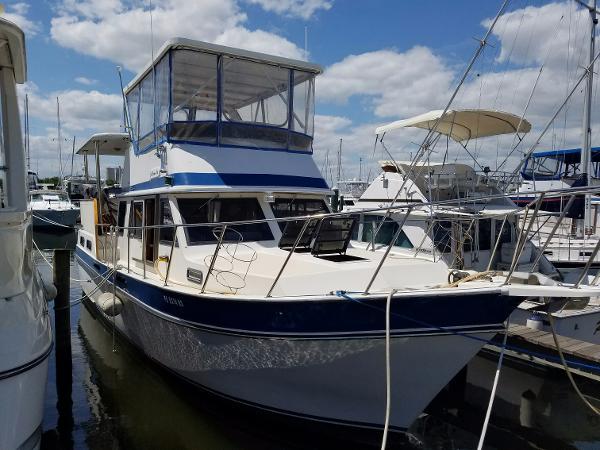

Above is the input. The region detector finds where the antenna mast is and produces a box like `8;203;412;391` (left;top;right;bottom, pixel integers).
24;94;30;171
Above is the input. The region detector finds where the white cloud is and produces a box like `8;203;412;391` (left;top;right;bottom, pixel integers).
486;1;588;70
20;82;122;134
75;76;97;86
3;2;41;36
247;0;332;20
50;0;304;72
318;47;455;118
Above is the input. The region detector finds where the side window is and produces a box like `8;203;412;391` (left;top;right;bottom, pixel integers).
159;198;174;243
361;215;413;248
478;219;492;251
79;235;84;246
117;201;126;235
129;201;143;239
433;221;452;254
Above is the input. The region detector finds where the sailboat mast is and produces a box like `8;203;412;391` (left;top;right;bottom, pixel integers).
582;0;597;233
56;97;64;186
337;138;342;186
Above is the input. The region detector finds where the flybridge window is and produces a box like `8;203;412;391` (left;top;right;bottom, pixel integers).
178;197;274;244
170;51;218;144
522;156;561;180
126;48;317;153
221;57;290;149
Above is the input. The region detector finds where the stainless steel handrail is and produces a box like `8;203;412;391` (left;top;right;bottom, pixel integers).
266;219;311;298
164;225;178;286
530;195;576;271
201;225;227;294
505;193;545;284
364;208;413;294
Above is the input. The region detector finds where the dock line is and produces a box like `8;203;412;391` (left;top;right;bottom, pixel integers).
548;314;600;416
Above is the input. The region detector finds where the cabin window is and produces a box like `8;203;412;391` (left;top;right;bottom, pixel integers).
79;236;84;246
270;198;328;230
129;201;144;239
159;198;174;243
178;197;273;244
117;201;127;235
360;215;413;248
170;50;218;144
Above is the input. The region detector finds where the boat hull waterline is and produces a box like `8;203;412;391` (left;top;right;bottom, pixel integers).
77;248;520;430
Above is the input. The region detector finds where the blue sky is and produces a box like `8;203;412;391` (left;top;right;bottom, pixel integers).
5;0;597;181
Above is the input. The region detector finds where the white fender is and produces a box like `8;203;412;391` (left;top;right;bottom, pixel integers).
97;292;123;317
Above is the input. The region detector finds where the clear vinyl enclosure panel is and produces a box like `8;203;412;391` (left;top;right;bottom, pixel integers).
126;48;316;153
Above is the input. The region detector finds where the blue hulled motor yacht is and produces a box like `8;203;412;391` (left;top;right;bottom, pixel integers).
0;17;52;449
75;39;600;431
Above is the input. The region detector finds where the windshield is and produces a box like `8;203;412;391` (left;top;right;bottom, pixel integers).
178;197;274;244
270;198;329;231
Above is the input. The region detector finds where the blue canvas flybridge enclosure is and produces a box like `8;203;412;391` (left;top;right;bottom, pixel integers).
121;38;328;194
521;146;600;181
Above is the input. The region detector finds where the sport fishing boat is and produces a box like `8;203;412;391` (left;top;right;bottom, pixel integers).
345;109;556;274
29;188;80;230
0;17;53;450
74;39;600;432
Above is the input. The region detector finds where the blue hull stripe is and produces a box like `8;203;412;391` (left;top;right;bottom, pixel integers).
76;247;519;337
130;172;329;191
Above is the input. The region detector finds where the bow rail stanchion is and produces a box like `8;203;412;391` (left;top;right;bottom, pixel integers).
505;193;545;284
127;225;131;273
164;224;178;286
266;218;311;298
487;215;508;272
574;237;600;288
364;208;413;294
201;225;227;294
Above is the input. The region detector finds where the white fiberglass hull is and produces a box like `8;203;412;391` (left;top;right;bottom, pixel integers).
77;254;507;431
0;358;48;450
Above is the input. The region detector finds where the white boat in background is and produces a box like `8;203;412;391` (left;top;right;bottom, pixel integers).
350;107;600;348
510;146;600;273
0;17;53;450
29;189;79;230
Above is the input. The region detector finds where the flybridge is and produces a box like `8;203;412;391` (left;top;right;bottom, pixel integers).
124;38;322;155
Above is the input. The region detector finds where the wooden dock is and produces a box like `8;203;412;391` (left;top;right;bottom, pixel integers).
483;324;600;381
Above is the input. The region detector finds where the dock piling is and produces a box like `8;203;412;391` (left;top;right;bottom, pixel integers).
53;248;74;442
